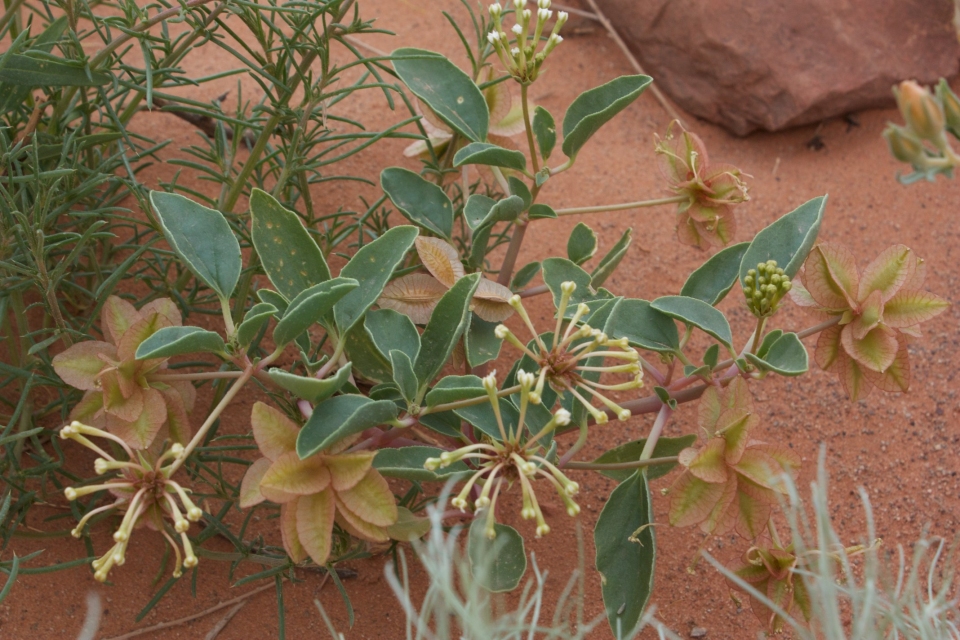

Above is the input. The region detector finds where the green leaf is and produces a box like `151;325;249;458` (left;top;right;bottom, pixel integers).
250;189;330;301
334;226;419;336
590;228;632;289
267;364;353;403
343;322;393;384
455;395;520;442
681;241;750;306
755;329;783;359
373;446;470;482
468;518;527;593
413;274;481;393
297;395;398;458
745;332;809;376
392;48;488;142
424;374;484;407
0;53;111;86
149;191;242;301
739;195;827;285
567;222;597;265
0;17;68;112
237;302;278;349
651;296;733;349
541;257;611;312
273;278;358;347
417;410;462;438
465;314;503;368
593;435;696;482
389;350;419;404
364;308;421;362
595;471;656;636
135;326;225;360
532;105;556;160
608;298;680;354
528;204;557;220
507;177;532;210
703;344;720;369
511;262;541;290
463;194;525;231
257;289;288;312
380;168;453;238
387;507;432;542
562;75;652;159
453;142;526;172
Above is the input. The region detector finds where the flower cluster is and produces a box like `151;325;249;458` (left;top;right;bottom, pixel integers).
667;379;800;539
52;296;196;449
495;281;643;424
742;259;792;318
239;402;398;565
655;120;750;248
727;543;811;633
426;371;576;538
487;0;567;83
790;243;948;400
61;421;201;582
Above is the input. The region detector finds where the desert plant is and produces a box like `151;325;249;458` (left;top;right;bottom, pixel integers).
2;0;952;637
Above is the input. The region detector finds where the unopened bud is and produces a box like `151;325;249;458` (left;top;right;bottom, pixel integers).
553;408;571;426
896;80;945;142
883;124;926;165
64;487;78;501
424;457;441;471
937;79;960;136
560;281;576;294
536;523;551;537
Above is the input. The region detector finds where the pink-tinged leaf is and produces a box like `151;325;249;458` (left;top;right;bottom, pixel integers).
851;290;884;339
102;296;141;345
858;244;915;302
679;438;728;484
106;387;167;449
168;379;197;414
699;473;738;535
841;323;898;373
101;370;144;422
669;472;729;528
52;341;113;390
261;451;331;496
325;452;375;492
835;351;871;401
862;337;910;393
415;237;463;288
676;213;706;249
140;298;182;327
899;324;923;338
486;78;525;137
259;482;298;504
732;477;775;539
69;390;105;428
280;501;307;563
158;387;191;444
335;469;398;527
903;256;926;290
471;278;515;323
733;448;786;492
697;386;723;434
251;401;299;461
724;377;753;413
326;433;362;456
802;244;858;310
378;273;447;325
296;490;336;565
815;324;842;371
657;123;708;185
334;497;390;543
117;313;173;362
717;409;757;466
750;443;801;476
239;458;272;508
787;279;818;308
882;289;949;328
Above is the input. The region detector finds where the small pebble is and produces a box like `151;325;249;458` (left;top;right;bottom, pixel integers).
690;628;708;638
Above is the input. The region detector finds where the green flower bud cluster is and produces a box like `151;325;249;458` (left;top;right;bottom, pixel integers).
743;260;792;318
487;0;567;84
884;79;960;175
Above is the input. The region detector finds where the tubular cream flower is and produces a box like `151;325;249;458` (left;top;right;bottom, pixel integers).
655;120;749;248
486;0;565;83
61;421;200;582
495;281;642;424
425;372;578;539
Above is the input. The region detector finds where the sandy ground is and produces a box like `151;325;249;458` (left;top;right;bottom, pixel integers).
2;1;959;638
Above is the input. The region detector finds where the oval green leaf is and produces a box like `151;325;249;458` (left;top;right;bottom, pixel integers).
267;364;353;403
453;142;526;172
424;374;484;408
373;446;470;482
297;395;398;459
532;105;556;160
681;241;750;306
135;326;225;360
236;302;278;349
592;434;696;482
149;191;242;301
561;75;652;159
392;48;488;142
607;298;680;354
468;518;527;593
250;189;330;301
380;168;453;238
595;470;656;636
273;278;358;347
651;295;733;349
389;350;419;404
745;332;809;376
413;273;481;393
591;228;632;289
464;194;525;231
465;314;503;368
739;195;827;285
567;222;597;265
364;308;421;362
